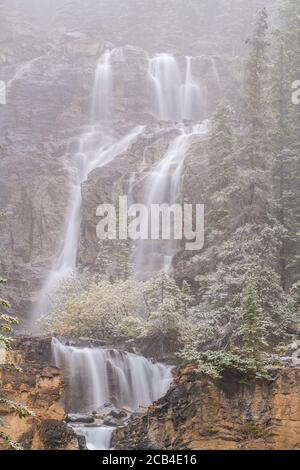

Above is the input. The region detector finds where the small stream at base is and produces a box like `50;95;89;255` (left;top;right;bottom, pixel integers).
76;426;115;451
52;338;173;450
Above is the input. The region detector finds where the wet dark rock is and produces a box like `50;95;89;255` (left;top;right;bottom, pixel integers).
77;434;88;451
13;335;53;364
103;417;120;427
38;419;78;450
19;429;35;451
67;414;95;424
103;402;113;408
109;409;128;420
92;410;104;420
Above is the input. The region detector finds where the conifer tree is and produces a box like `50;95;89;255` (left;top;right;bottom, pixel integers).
181;9;296;378
207;100;236;237
271;0;300;288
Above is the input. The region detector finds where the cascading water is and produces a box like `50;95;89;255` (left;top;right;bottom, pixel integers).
209;56;221;91
180;56;203;121
28;47;209;451
76;427;115;451
148;54;182;121
91;49;114;122
7;55;45;90
30;50;144;325
52;338;173;449
31;49;210;321
148;54;202;121
131;53;208;277
132;122;209;278
52;338;173;412
31;127;143;323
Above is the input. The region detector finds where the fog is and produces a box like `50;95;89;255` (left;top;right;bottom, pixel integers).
1;0;276;54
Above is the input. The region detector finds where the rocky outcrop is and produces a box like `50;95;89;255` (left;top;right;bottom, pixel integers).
113;365;300;450
0;337;78;450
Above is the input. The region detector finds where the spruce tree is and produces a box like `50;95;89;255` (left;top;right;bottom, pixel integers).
271;0;300;288
207;100;236;236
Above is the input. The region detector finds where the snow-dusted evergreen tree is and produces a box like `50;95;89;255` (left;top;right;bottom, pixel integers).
271;0;300;289
181;9;295;378
207;100;237;235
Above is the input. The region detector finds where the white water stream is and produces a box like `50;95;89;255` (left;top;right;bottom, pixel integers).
76;426;115;451
133;121;209;278
132;53;209;277
52;338;173;450
30;50;144;324
148;53;203;121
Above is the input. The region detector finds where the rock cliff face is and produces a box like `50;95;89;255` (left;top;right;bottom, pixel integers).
0;25;102;315
78;128;210;272
0;337;78;450
2;0;257;323
0;1;279;322
113;365;300;450
0;18;229;319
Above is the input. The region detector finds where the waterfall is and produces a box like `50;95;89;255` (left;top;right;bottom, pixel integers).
180;56;203;121
134;54;207;277
148;54;202;121
210;56;221;91
91;49;114;122
30;49;144;325
52;338;172;450
133;121;209;278
7;55;44;90
52;338;173;450
52;338;173;413
31;125;143;324
148;54;182;121
76;426;115;451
